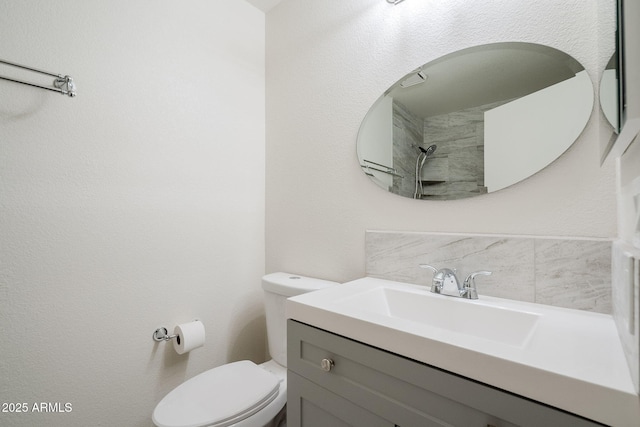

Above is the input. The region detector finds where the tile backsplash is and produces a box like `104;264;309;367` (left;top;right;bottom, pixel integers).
365;231;612;314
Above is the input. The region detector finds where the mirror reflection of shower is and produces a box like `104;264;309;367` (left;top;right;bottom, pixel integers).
414;144;437;199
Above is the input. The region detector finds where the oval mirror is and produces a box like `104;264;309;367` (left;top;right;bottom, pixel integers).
357;42;594;200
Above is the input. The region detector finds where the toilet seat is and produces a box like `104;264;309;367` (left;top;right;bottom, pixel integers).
152;360;280;427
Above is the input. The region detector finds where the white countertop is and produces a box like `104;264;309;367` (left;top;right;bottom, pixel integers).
286;277;640;427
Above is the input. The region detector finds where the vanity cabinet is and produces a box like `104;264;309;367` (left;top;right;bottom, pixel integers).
287;320;603;427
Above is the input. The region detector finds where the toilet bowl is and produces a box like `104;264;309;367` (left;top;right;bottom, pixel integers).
152;273;337;427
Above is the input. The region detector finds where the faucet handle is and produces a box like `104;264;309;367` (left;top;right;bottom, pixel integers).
462;270;492;299
419;264;442;293
419;264;438;274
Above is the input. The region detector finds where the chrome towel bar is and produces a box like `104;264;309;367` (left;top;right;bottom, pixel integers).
361;159;404;178
0;58;76;97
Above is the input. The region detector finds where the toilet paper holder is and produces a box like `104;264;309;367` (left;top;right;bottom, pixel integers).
152;327;177;342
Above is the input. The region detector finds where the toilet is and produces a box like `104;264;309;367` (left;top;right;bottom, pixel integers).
152;273;337;427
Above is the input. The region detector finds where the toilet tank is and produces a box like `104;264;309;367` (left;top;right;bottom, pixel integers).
262;272;337;367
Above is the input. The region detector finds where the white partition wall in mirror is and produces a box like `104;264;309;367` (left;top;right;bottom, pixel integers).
356;42;594;201
485;71;593;193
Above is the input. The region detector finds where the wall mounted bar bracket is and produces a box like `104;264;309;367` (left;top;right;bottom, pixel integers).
0;58;76;97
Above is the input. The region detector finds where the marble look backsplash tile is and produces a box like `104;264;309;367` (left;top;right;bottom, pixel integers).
534;239;611;313
366;231;612;314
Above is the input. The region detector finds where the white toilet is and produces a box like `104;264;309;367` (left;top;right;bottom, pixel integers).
152;273;337;427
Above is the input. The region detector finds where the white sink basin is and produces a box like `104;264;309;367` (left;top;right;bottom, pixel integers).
286;276;639;427
335;286;539;347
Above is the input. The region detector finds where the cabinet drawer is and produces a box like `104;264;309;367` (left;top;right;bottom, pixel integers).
287;320;603;427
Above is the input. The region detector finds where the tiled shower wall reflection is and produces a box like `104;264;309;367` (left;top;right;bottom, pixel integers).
365;231;612;313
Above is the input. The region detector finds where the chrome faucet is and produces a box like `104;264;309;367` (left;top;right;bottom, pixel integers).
419;264;491;299
419;265;462;296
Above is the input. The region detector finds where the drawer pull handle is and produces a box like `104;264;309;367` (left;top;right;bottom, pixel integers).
320;358;335;372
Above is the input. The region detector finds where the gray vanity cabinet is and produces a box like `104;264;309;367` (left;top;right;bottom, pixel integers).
287;320;603;427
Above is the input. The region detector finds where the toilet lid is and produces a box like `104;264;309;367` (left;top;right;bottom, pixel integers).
153;360;280;427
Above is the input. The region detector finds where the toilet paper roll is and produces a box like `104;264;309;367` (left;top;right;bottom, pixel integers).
173;320;205;355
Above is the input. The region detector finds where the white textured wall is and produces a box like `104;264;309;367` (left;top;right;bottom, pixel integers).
266;0;617;283
0;1;265;426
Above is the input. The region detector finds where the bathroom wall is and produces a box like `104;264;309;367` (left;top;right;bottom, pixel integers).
266;0;617;283
0;1;265;426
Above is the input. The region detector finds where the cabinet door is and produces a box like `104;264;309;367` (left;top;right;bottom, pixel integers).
288;371;394;427
288;320;603;427
288;320;515;426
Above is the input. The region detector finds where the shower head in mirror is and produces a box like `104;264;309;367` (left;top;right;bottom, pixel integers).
419;145;437;157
